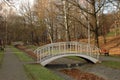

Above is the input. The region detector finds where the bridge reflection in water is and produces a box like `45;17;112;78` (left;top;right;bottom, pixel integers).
34;42;100;66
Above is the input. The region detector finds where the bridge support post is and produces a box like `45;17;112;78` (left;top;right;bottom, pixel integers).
34;42;100;65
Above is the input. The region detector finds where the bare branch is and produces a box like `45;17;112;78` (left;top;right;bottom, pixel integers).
67;0;94;16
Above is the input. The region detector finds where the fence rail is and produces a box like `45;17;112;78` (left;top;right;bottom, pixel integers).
34;42;100;63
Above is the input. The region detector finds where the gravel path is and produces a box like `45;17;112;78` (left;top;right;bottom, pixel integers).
81;55;120;80
79;63;120;80
0;47;29;80
100;56;120;62
47;57;120;80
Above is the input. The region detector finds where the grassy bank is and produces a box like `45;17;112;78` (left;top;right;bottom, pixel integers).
110;55;120;58
12;47;64;80
102;61;120;69
12;47;34;62
24;64;64;80
26;45;38;51
67;56;85;61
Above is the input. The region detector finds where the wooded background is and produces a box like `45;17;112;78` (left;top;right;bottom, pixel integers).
0;0;120;47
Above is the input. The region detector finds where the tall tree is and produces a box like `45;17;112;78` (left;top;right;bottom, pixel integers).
66;0;106;47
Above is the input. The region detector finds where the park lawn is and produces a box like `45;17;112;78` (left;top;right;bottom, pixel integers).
12;47;34;62
12;47;64;80
24;64;64;80
102;61;120;69
110;55;120;58
0;51;4;65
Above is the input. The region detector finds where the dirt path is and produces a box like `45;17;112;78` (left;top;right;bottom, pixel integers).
0;47;29;80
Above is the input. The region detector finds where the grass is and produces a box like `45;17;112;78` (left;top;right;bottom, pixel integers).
107;31;115;37
110;55;120;58
12;47;64;80
67;56;84;61
26;45;38;51
12;47;34;62
0;51;4;65
24;64;64;80
106;30;120;37
102;61;120;69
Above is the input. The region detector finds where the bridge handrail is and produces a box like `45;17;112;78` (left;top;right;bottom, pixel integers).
34;41;95;52
34;42;100;62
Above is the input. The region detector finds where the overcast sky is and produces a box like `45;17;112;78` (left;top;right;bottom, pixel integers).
1;0;118;14
12;0;34;10
0;0;34;11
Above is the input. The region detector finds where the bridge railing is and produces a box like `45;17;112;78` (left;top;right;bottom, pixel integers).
34;42;100;62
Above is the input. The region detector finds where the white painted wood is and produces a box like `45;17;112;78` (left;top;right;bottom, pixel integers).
34;42;100;66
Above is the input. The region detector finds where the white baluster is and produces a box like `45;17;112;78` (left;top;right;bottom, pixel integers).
59;43;61;54
48;47;50;56
80;45;82;53
36;50;38;62
64;43;65;54
78;43;79;53
70;42;71;53
39;50;41;62
75;42;77;53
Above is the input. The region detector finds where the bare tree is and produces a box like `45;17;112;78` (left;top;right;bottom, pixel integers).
63;0;106;47
45;0;58;43
0;0;16;44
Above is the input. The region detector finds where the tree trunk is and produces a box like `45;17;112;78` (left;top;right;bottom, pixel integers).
103;35;106;44
94;28;99;48
51;26;54;43
93;1;100;48
31;31;34;44
94;12;99;47
67;27;71;41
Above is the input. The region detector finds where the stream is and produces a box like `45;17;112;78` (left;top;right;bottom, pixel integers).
46;58;106;80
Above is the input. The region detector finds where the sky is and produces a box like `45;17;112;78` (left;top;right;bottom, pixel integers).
1;0;118;14
0;0;34;6
11;0;34;10
103;2;118;14
0;0;34;12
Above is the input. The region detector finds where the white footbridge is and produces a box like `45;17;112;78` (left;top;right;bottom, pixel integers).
34;42;100;66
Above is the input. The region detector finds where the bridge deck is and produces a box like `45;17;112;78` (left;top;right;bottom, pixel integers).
34;42;100;66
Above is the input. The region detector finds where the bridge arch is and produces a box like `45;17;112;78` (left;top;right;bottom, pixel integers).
34;42;100;66
40;53;99;66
